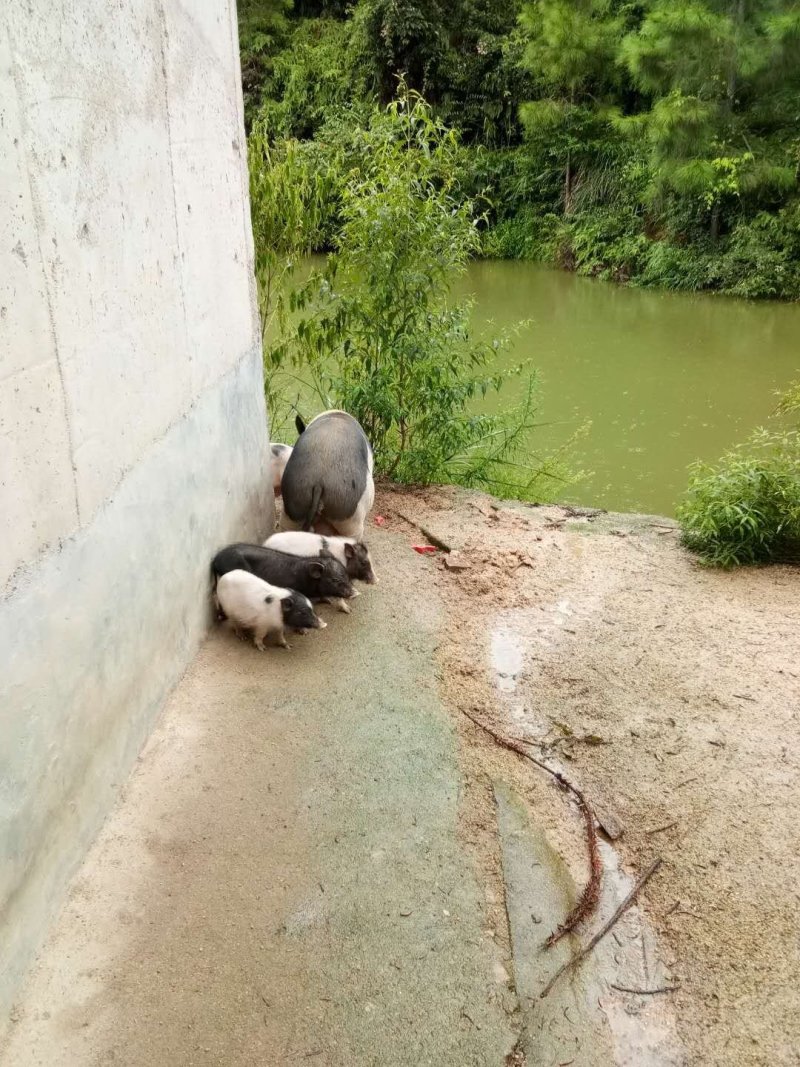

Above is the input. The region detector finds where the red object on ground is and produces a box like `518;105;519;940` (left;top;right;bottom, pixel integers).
412;545;437;554
374;515;387;526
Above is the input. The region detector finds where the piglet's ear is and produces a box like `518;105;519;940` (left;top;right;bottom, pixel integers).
344;543;355;559
309;562;324;578
281;599;293;617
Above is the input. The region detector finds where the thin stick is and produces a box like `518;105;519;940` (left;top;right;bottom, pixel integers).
540;857;663;999
646;821;677;835
394;510;452;553
610;983;680;996
461;708;601;947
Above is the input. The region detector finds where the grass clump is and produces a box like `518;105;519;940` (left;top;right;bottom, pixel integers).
677;383;800;567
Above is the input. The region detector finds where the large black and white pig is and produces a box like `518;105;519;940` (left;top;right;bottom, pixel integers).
212;542;356;609
263;531;377;585
215;569;324;651
280;411;375;540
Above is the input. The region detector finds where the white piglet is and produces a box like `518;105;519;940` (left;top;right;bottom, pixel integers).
215;569;325;651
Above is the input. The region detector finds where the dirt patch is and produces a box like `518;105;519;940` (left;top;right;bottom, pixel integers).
375;483;800;1067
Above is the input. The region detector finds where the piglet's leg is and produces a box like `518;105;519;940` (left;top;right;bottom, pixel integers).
272;628;291;650
320;596;351;612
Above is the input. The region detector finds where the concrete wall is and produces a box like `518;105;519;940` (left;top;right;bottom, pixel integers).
0;0;272;1014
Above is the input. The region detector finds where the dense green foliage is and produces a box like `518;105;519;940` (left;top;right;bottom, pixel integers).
247;120;339;417
678;383;800;565
240;0;800;299
263;89;566;496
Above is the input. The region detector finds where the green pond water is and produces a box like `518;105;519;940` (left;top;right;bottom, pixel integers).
277;258;799;517
453;260;799;516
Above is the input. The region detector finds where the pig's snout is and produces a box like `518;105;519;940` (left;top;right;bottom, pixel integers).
316;616;327;629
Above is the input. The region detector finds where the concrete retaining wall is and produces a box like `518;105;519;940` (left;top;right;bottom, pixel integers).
0;0;272;1013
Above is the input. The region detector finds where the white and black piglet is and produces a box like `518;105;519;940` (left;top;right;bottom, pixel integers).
263;530;377;585
215;569;325;651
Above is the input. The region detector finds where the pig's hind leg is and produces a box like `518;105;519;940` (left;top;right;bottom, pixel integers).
330;476;374;541
278;509;304;533
312;516;338;537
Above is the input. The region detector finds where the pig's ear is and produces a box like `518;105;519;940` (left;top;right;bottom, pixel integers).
309;561;324;578
281;598;293;617
344;542;356;559
295;414;306;436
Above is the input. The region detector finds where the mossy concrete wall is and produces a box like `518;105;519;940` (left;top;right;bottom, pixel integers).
0;0;272;1014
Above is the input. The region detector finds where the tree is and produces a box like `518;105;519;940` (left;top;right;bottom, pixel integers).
518;0;627;214
238;0;293;124
254;18;356;141
348;0;530;145
348;0;450;104
429;0;531;146
620;0;800;238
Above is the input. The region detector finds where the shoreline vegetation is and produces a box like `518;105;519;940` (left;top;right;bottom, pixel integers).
242;0;800;567
250;86;581;506
240;0;800;302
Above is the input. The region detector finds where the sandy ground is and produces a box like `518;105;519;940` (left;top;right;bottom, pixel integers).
3;484;798;1066
1;526;519;1067
376;483;800;1067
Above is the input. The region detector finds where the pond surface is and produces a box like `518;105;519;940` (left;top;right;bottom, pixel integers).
454;261;799;516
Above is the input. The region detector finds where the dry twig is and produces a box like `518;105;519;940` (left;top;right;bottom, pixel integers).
540;857;663;998
394;510;452;553
610;982;680;996
460;707;601;947
646;820;677;835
